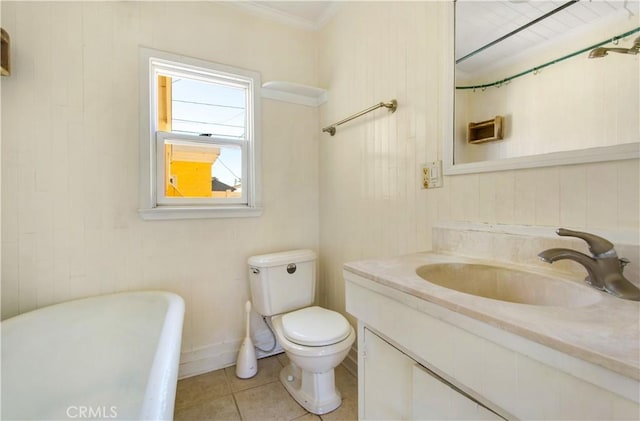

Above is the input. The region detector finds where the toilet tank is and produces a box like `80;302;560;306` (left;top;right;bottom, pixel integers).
248;249;316;316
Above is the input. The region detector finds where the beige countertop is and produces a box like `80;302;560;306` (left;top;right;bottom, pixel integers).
344;252;640;381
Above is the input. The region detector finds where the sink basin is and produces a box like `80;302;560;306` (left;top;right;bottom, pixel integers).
416;263;601;307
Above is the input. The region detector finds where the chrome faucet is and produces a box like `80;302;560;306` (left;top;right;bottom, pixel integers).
538;228;640;301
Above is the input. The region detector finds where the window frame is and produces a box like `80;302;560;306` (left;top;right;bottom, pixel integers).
138;47;262;220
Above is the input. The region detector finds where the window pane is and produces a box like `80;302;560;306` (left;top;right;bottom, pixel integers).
164;141;243;199
170;77;247;139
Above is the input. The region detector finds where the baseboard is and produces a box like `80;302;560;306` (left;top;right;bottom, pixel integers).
179;330;358;380
178;330;283;379
341;344;358;378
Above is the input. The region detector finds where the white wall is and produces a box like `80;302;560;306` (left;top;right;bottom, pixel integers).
435;160;639;231
317;2;449;321
0;1;319;375
317;1;639;323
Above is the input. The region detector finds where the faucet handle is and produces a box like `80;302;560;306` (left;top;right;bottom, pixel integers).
556;228;616;257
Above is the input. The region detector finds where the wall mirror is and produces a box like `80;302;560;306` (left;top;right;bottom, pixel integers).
445;0;639;175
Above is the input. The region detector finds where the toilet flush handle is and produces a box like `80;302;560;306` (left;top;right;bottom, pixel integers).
250;267;260;274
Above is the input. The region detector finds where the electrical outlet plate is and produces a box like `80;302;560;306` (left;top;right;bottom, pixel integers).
421;160;443;189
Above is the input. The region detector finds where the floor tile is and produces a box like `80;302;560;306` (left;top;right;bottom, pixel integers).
173;356;359;421
276;352;289;367
234;381;307;421
320;396;358;421
224;354;284;392
175;369;232;410
174;395;240;421
334;365;358;402
292;413;321;421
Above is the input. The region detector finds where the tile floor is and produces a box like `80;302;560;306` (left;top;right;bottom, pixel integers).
174;353;358;421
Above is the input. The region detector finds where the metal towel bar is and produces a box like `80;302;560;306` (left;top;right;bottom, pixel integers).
322;99;397;136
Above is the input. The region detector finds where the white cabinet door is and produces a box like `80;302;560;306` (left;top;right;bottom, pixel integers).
412;364;503;420
363;327;503;421
362;328;414;420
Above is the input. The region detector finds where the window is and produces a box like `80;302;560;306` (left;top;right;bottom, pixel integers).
139;48;262;219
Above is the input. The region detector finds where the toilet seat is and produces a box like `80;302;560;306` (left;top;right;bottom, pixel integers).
281;306;351;346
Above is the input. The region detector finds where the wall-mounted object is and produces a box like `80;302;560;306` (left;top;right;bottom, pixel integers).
322;99;397;136
261;81;327;107
467;116;503;144
1;28;10;76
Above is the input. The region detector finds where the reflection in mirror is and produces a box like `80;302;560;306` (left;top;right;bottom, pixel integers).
454;1;639;166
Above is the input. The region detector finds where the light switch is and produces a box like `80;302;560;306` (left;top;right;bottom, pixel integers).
421;161;443;189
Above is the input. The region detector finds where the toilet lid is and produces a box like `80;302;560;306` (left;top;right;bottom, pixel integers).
281;306;351;347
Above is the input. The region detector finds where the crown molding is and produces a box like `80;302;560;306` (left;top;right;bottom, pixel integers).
229;1;340;31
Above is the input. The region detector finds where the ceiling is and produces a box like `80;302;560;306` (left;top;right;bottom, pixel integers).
233;1;338;30
456;0;639;77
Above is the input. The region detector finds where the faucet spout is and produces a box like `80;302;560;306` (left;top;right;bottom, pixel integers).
537;248;603;289
538;229;640;301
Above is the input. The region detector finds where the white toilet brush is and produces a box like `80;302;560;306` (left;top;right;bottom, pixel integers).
235;300;258;379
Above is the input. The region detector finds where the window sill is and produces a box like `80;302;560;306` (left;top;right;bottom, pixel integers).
138;206;263;220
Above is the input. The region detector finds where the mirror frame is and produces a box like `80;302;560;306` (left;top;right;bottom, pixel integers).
442;1;640;176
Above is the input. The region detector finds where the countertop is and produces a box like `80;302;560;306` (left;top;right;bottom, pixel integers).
344;252;640;381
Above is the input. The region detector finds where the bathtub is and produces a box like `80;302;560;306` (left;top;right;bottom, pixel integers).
1;291;185;420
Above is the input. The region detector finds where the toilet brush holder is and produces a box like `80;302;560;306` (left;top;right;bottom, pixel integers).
235;300;258;379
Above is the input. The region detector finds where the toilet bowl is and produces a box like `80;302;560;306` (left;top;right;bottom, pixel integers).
271;307;355;415
247;250;355;415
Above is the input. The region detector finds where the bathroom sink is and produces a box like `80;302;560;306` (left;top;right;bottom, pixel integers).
416;263;601;307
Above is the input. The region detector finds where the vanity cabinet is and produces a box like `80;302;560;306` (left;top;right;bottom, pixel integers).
362;326;501;420
345;269;640;421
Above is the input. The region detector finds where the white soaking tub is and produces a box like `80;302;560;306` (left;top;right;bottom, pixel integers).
1;291;185;420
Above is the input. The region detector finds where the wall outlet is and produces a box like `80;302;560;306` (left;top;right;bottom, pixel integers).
421;160;443;189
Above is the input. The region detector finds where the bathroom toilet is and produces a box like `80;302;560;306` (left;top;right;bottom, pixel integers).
248;250;355;415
